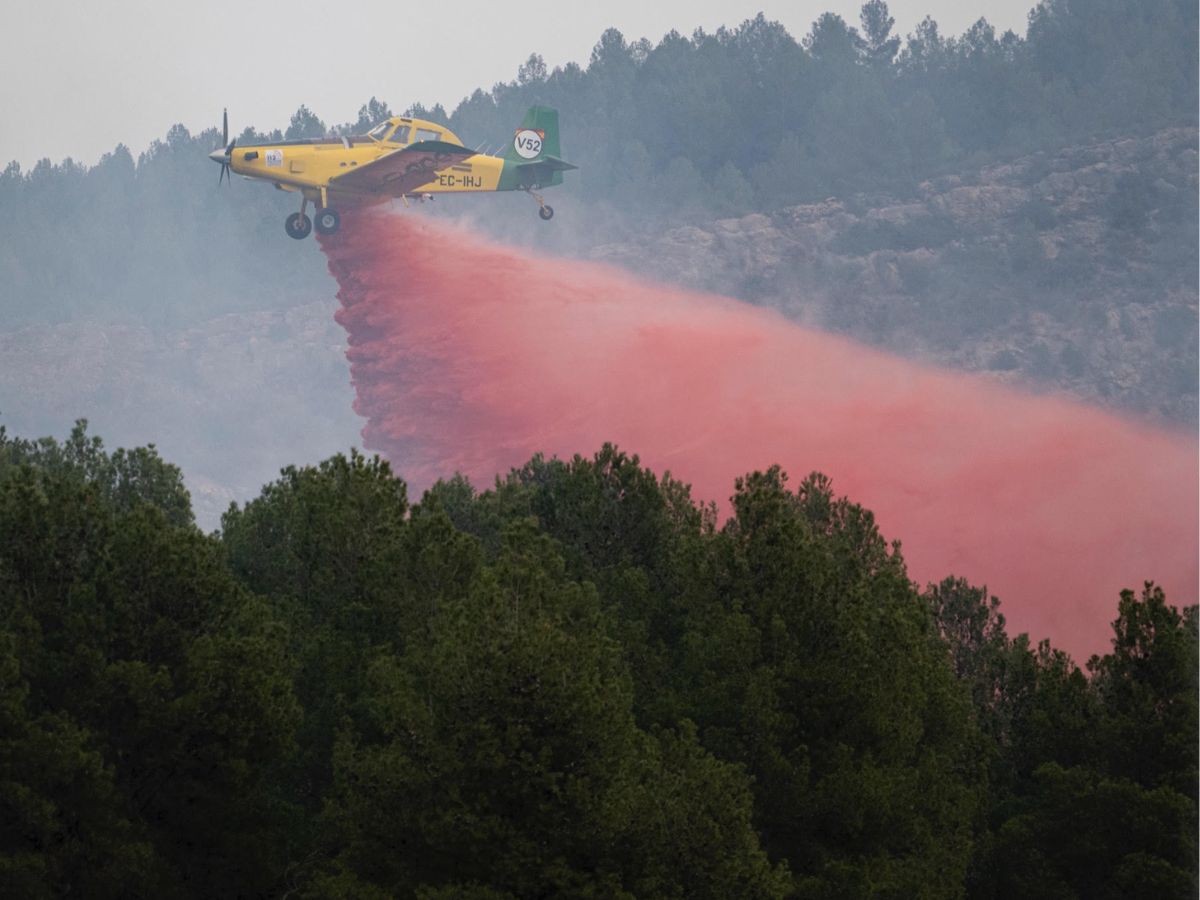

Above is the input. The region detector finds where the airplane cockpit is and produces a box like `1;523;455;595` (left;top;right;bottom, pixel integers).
366;122;393;142
365;119;457;147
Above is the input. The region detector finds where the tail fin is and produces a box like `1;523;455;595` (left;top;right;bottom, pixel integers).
503;106;562;163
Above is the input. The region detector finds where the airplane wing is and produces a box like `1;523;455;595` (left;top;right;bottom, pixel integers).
330;140;475;196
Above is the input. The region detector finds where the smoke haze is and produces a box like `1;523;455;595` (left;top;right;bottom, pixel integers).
322;211;1197;660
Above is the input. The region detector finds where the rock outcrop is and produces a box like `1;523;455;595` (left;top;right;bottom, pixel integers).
592;127;1198;425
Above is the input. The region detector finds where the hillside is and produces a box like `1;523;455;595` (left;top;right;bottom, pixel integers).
593;126;1198;425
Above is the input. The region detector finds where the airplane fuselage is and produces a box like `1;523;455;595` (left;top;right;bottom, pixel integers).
228;117;511;207
211;105;574;236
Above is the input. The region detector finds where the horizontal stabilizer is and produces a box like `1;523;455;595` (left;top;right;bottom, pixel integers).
517;155;577;173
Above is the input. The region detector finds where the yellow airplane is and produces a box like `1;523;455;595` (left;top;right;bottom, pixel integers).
209;106;576;238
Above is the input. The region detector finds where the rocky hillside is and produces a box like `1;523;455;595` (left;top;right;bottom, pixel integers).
593;127;1199;426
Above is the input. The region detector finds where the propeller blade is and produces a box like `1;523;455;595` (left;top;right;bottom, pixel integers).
212;111;234;189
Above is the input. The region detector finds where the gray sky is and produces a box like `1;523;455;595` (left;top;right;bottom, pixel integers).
2;1;1033;170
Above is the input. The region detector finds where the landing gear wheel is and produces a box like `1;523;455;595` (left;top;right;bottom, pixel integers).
538;205;554;221
314;208;340;235
285;212;312;239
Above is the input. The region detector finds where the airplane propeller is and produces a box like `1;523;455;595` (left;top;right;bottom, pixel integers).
208;108;236;185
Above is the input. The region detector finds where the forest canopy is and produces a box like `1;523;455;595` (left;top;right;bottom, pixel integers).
1;421;1195;897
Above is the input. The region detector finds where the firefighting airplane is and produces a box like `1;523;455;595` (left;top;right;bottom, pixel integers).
208;106;576;238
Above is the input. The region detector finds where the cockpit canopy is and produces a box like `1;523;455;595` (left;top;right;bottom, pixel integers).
365;118;454;146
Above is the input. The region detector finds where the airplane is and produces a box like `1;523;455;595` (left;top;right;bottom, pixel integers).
208;105;576;238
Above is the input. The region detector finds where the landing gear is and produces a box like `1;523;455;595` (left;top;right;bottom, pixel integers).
315;207;341;235
286;197;313;239
285;195;338;238
525;186;554;222
285;212;312;239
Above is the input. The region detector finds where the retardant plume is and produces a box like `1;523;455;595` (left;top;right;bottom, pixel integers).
320;211;1198;660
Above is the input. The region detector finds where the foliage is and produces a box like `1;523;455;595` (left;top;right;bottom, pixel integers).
5;422;1194;896
0;424;298;896
0;419;193;527
925;579;1198;899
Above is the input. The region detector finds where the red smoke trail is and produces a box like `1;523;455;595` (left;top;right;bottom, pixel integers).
321;211;1198;660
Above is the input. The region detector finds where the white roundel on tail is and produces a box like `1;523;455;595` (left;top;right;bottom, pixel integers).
514;129;544;159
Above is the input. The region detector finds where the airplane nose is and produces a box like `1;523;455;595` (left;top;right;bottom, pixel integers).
209;149;228;163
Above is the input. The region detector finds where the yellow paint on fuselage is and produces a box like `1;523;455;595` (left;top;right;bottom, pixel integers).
227;115;504;207
416;156;504;194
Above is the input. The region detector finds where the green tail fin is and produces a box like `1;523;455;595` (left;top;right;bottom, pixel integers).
503;106;561;163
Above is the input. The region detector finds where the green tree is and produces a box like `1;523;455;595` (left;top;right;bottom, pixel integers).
517;52;548;85
711;161;756;217
859;0;901;67
0;420;193;527
317;519;787;897
971;585;1198;898
461;446;711;727
684;469;981;896
1089;584;1198;796
220;451;422;838
286;105;327;140
0;632;164;898
0;431;299;896
992;763;1196;899
348;96;392;134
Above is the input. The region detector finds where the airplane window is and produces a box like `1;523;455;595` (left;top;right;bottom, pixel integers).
415;128;441;143
367;123;391;141
391;125;411;144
